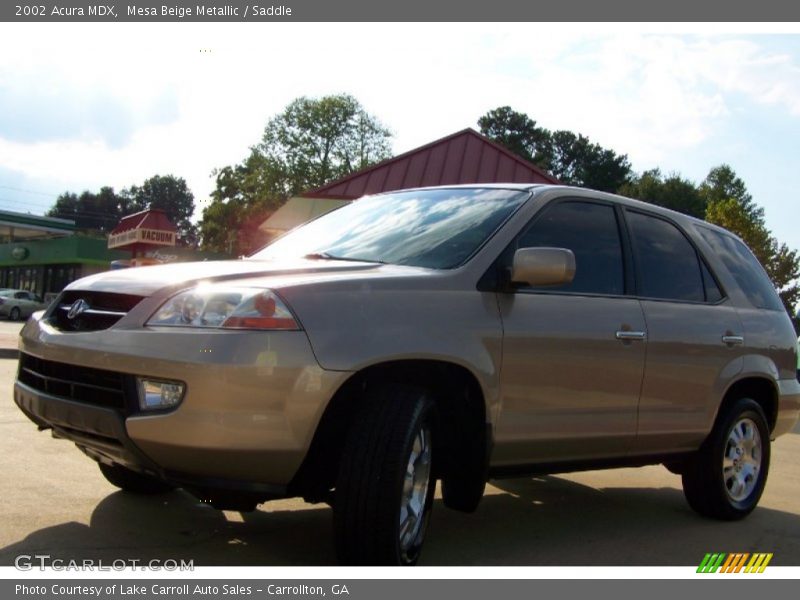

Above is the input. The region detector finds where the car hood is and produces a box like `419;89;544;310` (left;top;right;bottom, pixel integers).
65;259;386;297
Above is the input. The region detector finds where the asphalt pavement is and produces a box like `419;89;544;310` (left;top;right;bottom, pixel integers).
1;319;798;566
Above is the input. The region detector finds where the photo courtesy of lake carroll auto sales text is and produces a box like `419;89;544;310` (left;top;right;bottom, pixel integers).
15;584;350;596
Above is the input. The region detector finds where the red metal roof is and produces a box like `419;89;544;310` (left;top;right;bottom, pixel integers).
110;209;177;235
306;128;559;200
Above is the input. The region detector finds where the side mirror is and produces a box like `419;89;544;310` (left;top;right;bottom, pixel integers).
510;247;576;287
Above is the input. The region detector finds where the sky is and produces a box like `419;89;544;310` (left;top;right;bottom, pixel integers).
0;23;799;251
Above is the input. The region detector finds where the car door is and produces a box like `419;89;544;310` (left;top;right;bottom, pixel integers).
492;199;647;467
624;209;745;454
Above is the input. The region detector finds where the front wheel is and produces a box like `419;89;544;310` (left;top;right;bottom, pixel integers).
9;307;21;321
681;398;770;520
333;384;436;566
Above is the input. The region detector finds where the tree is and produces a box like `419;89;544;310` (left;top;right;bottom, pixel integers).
123;175;197;245
700;165;759;217
618;169;706;218
547;130;632;192
47;175;198;244
47;186;131;234
478;106;632;192
258;94;392;194
196;195;267;257
477;106;552;166
198;152;286;255
200;94;392;255
703;167;799;314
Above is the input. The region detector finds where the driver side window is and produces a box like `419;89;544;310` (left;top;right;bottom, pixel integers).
517;201;625;296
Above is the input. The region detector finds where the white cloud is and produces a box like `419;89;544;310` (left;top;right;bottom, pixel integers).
1;24;799;218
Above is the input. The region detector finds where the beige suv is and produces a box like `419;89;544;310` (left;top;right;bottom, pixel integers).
14;185;800;565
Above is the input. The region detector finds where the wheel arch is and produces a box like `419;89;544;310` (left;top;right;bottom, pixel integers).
716;376;778;434
287;358;490;501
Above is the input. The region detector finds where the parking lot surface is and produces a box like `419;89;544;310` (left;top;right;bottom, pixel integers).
1;319;799;566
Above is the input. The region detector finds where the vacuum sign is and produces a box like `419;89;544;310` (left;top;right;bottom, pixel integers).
108;228;176;248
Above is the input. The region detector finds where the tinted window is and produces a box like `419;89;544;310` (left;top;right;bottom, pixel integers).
517;201;624;295
627;211;704;302
697;226;783;311
701;261;724;303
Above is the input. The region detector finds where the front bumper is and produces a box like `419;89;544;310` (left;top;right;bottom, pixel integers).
15;315;350;491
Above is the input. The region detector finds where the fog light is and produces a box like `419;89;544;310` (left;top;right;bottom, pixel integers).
137;378;185;411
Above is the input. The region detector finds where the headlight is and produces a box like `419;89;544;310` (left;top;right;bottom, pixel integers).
147;286;300;330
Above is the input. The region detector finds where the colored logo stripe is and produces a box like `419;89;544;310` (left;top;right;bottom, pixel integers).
745;553;773;573
697;553;772;573
698;553;726;573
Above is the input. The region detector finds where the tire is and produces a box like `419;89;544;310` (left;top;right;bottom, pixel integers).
98;463;174;495
681;398;770;520
333;384;436;566
9;307;21;321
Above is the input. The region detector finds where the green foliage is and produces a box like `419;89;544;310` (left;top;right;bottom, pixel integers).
200;94;392;255
477;105;632;192
47;186;130;235
197;151;285;256
699;165;761;220
47;175;198;245
477;106;551;166
547;130;632;192
619;169;706;218
260;94;392;194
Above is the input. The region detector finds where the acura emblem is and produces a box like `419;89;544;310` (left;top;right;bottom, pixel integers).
67;299;90;320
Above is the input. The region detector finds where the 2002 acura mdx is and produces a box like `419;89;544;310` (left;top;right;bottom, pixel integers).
14;184;800;565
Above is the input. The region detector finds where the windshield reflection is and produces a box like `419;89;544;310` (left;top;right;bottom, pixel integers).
252;188;529;269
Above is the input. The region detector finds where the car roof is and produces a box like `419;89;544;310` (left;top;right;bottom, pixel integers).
532;185;736;238
370;183;737;240
373;183;544;194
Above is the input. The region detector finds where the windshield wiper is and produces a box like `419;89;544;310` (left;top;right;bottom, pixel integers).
303;252;387;264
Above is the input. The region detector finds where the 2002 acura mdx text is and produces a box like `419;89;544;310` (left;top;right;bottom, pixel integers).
14;184;800;565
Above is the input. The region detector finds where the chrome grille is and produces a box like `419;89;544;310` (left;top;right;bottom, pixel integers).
49;290;144;332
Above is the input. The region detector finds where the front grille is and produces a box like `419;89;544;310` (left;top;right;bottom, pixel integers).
18;353;130;410
49;290;145;332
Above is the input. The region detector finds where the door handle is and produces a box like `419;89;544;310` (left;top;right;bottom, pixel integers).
615;331;646;341
722;335;744;346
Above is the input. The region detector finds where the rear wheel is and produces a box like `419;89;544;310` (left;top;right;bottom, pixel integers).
98;463;174;495
9;307;21;321
681;398;770;520
333;384;436;565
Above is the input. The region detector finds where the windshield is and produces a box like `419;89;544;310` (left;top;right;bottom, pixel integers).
252;188;529;269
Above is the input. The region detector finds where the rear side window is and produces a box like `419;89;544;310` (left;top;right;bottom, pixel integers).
697;226;783;311
517;201;624;295
700;262;724;303
627;211;705;302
